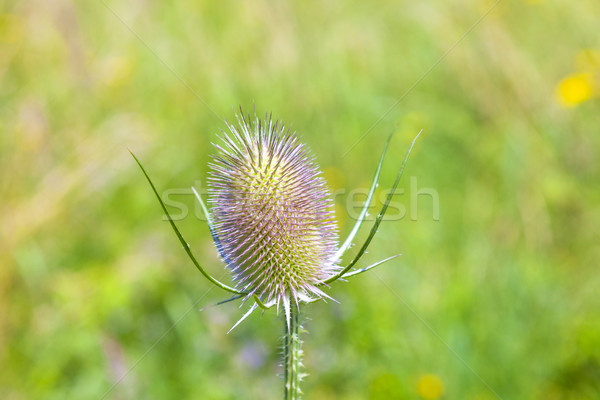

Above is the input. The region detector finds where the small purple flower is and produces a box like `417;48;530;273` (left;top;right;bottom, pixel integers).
208;113;340;313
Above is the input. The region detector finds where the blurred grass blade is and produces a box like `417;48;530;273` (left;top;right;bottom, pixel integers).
130;151;245;295
333;130;394;263
342;254;401;278
322;131;421;285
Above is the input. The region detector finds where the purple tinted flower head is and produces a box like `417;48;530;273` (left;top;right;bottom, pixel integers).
207;112;340;312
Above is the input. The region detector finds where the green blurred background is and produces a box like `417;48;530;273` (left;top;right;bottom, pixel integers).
1;0;599;399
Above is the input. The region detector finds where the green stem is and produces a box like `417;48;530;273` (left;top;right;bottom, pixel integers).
283;303;302;400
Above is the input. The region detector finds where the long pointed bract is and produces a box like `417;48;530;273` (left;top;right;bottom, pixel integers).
192;186;235;268
227;303;258;334
130;151;245;295
199;294;245;312
321;131;421;285
191;186;214;228
332;130;394;263
341;254;401;278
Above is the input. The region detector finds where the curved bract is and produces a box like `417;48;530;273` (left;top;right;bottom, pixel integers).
322;130;421;285
331;130;394;264
130;151;244;295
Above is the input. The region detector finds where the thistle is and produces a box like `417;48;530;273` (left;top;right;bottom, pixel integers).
207;114;339;327
131;109;420;400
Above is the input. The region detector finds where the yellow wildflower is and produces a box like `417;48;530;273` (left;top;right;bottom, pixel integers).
556;73;594;107
417;374;444;400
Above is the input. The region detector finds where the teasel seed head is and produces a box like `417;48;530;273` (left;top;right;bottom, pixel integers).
208;112;340;312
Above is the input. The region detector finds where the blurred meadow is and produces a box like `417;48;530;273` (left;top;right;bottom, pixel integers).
1;0;600;399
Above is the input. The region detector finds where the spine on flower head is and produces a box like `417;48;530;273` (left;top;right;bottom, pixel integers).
208;111;340;315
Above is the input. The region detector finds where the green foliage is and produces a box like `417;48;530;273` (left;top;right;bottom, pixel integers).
1;0;599;399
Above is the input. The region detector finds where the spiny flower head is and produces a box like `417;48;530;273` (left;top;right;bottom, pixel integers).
207;112;340;312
